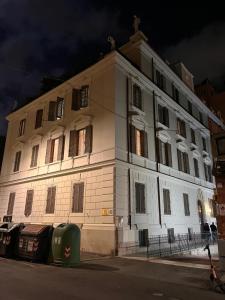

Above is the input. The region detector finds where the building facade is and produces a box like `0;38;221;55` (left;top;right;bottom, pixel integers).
0;30;223;255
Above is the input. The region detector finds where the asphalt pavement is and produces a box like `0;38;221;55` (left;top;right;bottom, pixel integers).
0;256;225;300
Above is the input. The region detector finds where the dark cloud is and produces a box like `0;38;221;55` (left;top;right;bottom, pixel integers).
163;22;225;89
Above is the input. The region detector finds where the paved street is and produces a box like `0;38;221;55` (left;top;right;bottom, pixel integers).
0;256;225;300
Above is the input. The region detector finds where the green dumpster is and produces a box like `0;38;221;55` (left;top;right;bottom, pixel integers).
51;223;80;267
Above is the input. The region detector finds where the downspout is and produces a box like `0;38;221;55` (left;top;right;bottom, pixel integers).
126;77;132;229
153;90;162;226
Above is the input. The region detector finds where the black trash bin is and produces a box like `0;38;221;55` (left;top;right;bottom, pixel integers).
18;224;53;263
0;222;24;258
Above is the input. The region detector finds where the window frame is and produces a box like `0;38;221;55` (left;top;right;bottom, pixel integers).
135;182;146;214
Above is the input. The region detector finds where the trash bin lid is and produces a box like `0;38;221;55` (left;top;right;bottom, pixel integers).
21;224;50;236
0;223;22;233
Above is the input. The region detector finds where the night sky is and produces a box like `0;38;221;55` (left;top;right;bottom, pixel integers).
0;1;225;135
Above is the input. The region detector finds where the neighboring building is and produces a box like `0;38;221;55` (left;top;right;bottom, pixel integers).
0;27;224;255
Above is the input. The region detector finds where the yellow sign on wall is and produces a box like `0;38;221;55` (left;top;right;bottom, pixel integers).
101;208;113;216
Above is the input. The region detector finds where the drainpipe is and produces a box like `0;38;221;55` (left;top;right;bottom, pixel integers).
126;77;132;229
153;90;162;226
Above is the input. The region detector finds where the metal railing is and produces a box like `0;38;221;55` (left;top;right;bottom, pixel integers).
122;232;217;258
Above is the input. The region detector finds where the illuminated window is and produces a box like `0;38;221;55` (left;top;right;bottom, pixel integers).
130;125;148;158
68;126;93;157
30;145;39;168
45;136;65;164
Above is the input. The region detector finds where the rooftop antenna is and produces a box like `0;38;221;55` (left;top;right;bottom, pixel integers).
107;35;116;51
133;15;141;33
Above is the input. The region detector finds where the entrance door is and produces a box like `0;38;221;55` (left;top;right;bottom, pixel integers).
197;200;204;233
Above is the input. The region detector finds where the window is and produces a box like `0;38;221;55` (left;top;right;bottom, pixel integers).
14;151;21;172
172;85;179;102
72;86;89;111
18;119;26;136
167;228;175;243
188;227;193;240
183;193;190;216
163;189;171;215
7;193;15;216
193;158;199;178
45;135;65;164
69;126;92;157
177;118;186;138
30;145;39;168
35;109;43;129
158;104;169;127
177;149;189;174
190;128;196;144
48;97;64;121
72;182;84;213
46;187;56;214
133;84;142;110
204;163;213;182
188;101;193;115
135;183;145;214
202;137;207;151
155;70;165;90
158;139;172;167
139;229;148;247
24;190;33;217
130;125;148;158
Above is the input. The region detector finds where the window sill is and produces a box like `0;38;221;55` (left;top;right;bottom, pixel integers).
176;133;186;142
157;121;169;130
129;105;145;117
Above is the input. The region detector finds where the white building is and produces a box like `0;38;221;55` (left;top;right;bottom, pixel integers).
0;28;223;255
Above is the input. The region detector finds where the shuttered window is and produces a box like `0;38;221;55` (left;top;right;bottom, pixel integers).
155;70;165;90
18;119;26;136
177;118;186;137
48;98;64;121
71;86;89;111
202;137;207;151
14;151;21;172
24;190;34;217
193;158;199;178
172;85;179;103
72;182;84;213
130;125;148;158
183;193;190;216
45;135;65;164
177;149;189;174
133;85;142;110
204;163;213;182
46;187;56;214
163;189;171;215
158;139;172;167
7;193;15;216
167;228;175;243
35;109;43;129
191;128;196;144
30;145;39;167
68;126;92;157
158;105;169;127
135;183;145;214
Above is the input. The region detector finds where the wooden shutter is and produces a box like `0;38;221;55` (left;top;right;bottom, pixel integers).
14;151;21;172
158;104;163;123
135;183;145;213
141;130;148;158
56;97;64;119
72;89;81;111
177;149;182;171
46;187;56;214
165;143;172;167
184;153;190;173
57;135;65;161
164;107;169;127
158;139;163;164
35;109;43;129
7;193;15;215
72;183;84;213
31;145;39;167
45;139;52;164
24;190;34;217
130;125;136;154
85;125;93;154
183;194;190;216
163;189;171;215
69;130;78;157
194;158;199;177
48;101;56;121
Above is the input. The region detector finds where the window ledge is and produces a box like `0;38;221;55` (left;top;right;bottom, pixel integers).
156;121;169;131
129;105;145;117
176;133;186;142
